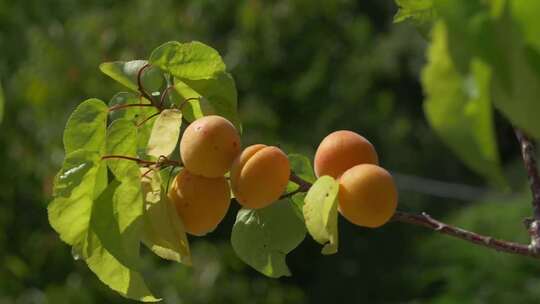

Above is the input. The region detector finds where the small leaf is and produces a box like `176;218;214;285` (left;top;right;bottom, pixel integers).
303;176;339;255
141;169;191;265
63;99;108;154
106;119;138;178
100;60;163;93
146;109;182;158
149;41;225;80
289;154;316;184
231;200;306;278
0;81;4;124
422;22;505;186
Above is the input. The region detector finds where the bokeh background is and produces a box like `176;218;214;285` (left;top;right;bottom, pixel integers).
1;0;539;303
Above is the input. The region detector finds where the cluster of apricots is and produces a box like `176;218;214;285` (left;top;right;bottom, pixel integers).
168;115;290;236
167;115;398;236
314;130;398;228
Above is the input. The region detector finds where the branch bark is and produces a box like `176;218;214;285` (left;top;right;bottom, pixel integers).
514;128;540;251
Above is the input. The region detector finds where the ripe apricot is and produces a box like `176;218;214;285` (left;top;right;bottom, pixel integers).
168;169;231;236
314;130;378;179
231;144;290;209
338;164;398;228
180;115;241;178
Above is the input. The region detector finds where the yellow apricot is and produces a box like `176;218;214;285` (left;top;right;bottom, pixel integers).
180;115;241;178
314;130;378;179
168;169;231;236
338;164;398;228
231;144;290;209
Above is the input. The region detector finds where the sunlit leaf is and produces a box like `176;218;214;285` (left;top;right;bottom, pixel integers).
174;72;241;130
106;119;138;178
108;92;154;123
141;168;191;265
303;176;339;255
63;99;108;154
422;22;505;186
100;60;163;93
85;180;160;302
231;200;306;278
146;109;182;158
149;41;225;80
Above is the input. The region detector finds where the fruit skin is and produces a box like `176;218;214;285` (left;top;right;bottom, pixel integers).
314;130;378;179
168;169;231;236
180;115;241;178
231;144;290;209
338;164;398;228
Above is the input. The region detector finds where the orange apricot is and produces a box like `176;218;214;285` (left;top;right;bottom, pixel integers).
314;130;378;179
168;169;231;236
230;144;290;209
338;164;398;228
180;115;241;178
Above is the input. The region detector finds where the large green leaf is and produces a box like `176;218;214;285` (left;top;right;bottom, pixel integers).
48;150;105;247
231;200;306;278
0;81;4;124
422;22;504;186
141;169;191;265
149;41;225;80
100;60;163;93
434;0;540;139
106;119;139;178
303;176;339;255
63;99;108;154
146;109;182;158
174;72;241;130
85;180;159;302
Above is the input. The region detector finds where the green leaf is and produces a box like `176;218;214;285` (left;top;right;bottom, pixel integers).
174;72;241;130
303;176;339;255
422;22;505;186
289;154;316;184
394;0;435;36
108;92;154;123
231;200;306;278
106;119;138;178
100;60;163;93
63;99;108;154
146;109;182;158
149;41;226;80
85;180;159;302
48;150;104;247
0;81;4;124
141;168;191;265
432;0;540;139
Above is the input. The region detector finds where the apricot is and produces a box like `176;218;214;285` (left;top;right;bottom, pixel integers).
338;164;398;228
230;144;290;209
168;169;231;236
314;130;378;179
180;115;241;178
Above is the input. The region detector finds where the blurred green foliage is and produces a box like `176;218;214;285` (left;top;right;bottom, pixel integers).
0;0;537;303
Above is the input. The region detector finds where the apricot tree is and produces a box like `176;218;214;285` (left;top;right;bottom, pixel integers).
47;0;540;302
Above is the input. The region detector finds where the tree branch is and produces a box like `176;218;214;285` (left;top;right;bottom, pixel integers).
514;128;540;251
290;172;540;259
391;211;540;258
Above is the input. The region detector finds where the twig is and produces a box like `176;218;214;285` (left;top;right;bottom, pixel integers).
290;172;540;259
515;128;540;252
289;172;311;192
391;211;540;258
108;103;155;112
137;63;155;106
